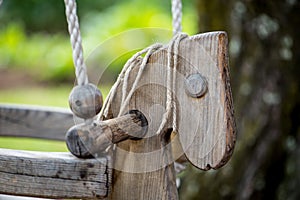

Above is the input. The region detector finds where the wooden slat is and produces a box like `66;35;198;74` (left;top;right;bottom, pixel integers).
0;104;81;140
0;148;111;199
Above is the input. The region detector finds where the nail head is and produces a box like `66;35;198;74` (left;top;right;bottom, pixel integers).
184;73;208;98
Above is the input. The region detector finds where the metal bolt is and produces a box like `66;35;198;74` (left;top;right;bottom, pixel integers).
184;73;208;98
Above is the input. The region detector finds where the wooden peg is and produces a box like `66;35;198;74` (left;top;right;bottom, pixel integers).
66;110;148;158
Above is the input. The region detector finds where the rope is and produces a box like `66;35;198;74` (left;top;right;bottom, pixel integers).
0;0;3;7
99;44;163;119
119;44;163;116
63;0;185;134
100;33;187;134
99;0;185;134
171;0;183;35
64;0;88;86
156;33;187;134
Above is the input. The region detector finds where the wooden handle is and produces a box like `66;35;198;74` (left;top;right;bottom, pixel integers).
66;110;148;158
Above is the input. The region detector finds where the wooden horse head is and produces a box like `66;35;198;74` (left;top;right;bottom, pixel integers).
0;31;236;200
104;31;236;170
97;31;236;199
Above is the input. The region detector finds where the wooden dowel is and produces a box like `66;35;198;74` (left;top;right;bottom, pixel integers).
66;110;148;158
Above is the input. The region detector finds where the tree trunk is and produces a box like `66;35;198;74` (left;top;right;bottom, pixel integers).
179;1;300;199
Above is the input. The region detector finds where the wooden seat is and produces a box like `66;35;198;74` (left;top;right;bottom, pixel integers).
0;104;111;199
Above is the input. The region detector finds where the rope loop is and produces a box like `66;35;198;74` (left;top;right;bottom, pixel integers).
100;33;188;134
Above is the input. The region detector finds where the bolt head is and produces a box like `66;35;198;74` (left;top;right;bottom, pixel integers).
184;73;208;98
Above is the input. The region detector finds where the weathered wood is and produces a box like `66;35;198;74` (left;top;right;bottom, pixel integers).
111;129;179;200
66;110;148;158
0;104;78;140
69;83;103;119
0;148;111;199
0;31;235;200
101;31;236;199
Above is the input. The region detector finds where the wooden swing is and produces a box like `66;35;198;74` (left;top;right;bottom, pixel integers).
0;0;236;199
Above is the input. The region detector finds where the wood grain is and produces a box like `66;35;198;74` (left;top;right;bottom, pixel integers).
0;31;236;200
66;110;148;158
178;32;236;169
101;31;236;199
0;104;78;140
0;148;111;199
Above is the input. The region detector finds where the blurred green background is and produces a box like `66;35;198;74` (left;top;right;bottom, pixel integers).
0;0;299;199
0;0;197;151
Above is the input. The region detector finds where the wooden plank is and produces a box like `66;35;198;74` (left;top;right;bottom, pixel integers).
102;31;235;199
0;148;111;199
0;104;81;140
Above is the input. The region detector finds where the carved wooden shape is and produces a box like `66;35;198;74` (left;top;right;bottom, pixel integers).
102;31;236;199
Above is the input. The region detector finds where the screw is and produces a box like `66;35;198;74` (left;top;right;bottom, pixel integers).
184;73;208;98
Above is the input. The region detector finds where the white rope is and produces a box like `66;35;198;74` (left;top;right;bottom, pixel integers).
155;33;187;134
99;0;185;133
100;33;187;134
63;0;185;135
64;0;88;86
119;44;163;116
63;0;182;88
171;0;183;35
99;44;163;119
0;0;3;7
99;44;162;119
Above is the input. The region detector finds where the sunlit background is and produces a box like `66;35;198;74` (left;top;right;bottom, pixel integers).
0;0;197;152
0;0;299;199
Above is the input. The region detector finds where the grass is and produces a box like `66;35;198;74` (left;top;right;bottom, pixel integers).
0;85;72;107
0;137;68;152
0;84;111;152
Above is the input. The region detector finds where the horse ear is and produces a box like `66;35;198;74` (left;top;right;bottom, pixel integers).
174;32;236;170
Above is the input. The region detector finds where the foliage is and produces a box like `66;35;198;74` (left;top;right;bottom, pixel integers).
0;137;68;152
0;0;197;84
0;0;121;33
0;23;74;82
